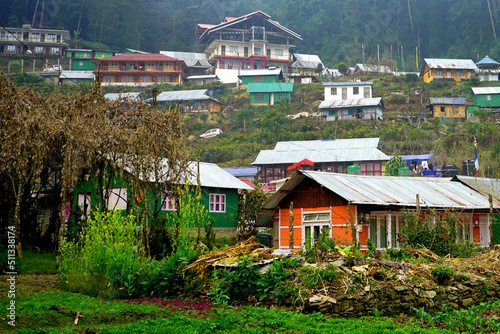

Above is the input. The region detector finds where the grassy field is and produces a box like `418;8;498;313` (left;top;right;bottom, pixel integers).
0;251;463;334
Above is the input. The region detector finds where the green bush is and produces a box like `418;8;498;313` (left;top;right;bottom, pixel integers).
432;265;455;285
59;210;152;298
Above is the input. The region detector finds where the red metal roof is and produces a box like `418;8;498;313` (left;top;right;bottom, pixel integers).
97;53;179;62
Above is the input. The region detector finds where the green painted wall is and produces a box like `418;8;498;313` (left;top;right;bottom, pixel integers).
250;92;291;105
71;59;95;71
241;75;279;85
473;94;500;108
73;172;240;228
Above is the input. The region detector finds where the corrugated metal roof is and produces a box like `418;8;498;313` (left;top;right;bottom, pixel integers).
471;87;500;95
100;53;177;62
159;51;211;68
291;54;323;69
221;167;259;177
125;158;252;190
238;68;282;77
319;98;383;109
60;71;94;79
187;75;218;80
355;64;392;73
452;175;500;202
155;89;210;102
428;97;467;105
323;81;373;86
105;92;142;101
424;58;479;70
477;57;499;66
262;171;500;210
247;82;293;93
186;162;253;189
252;138;389;165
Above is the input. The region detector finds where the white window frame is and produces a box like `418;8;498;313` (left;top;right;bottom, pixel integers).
7;45;15;52
35;46;43;53
330;87;337;95
209;193;226;213
47;34;56;42
302;211;331;249
77;192;92;216
147;61;155;70
106;188;127;210
275;49;283;57
111;61;118;70
487;95;492;101
51;46;60;55
164;61;173;70
161;192;177;211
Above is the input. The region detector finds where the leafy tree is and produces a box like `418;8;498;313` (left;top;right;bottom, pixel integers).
337;62;348;76
473;107;492;122
237;188;269;240
385;156;406;176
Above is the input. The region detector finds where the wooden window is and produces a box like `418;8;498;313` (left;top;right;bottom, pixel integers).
148;62;155;70
254;76;264;82
255;92;264;100
353;87;359;95
165;61;173;70
209;194;226;213
110;61;118;70
330;87;337;95
106;188;127;210
161;192;177;211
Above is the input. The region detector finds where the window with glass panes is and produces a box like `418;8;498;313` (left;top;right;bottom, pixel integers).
209;194;226;213
303;212;331;249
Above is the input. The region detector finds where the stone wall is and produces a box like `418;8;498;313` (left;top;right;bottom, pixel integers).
305;278;500;317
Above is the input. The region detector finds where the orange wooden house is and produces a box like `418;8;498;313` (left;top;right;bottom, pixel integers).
259;171;499;250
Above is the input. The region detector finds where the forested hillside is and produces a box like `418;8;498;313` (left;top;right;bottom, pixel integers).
2;0;500;69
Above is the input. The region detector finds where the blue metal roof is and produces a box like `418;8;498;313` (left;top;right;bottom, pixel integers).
221;166;259;177
477;57;499;66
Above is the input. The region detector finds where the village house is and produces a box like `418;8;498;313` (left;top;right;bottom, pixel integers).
59;71;94;85
66;48;117;71
469;87;500;117
247;82;293;106
0;24;70;57
251;138;390;185
426;97;467;120
94;53;189;86
420;58;478;83
288;53;325;83
476;55;500;82
150;89;223;112
195;11;302;84
323;81;373;100
74;160;253;234
259;171;500;250
353;63;392;75
160;51;212;76
238;68;283;86
318;97;384;121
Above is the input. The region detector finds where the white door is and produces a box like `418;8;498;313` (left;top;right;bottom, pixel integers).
479;215;490;246
270;93;274;105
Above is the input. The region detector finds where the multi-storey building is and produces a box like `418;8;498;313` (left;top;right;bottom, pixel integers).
94;53;189;86
196;11;302;83
0;24;70;56
66;48;117;70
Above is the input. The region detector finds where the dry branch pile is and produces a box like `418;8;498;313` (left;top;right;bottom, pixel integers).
184;236;284;278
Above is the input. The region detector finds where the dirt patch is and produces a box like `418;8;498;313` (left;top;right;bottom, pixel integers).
0;274;61;296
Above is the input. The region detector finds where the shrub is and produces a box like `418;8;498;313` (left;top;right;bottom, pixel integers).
432;265;455;285
59;210;152;298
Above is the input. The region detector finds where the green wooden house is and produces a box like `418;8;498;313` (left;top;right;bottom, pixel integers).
73;160;252;231
468;87;500;116
66;48;117;71
247;82;293;106
238;68;283;85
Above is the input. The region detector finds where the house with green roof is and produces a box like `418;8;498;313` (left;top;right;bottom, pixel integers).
247;82;293;105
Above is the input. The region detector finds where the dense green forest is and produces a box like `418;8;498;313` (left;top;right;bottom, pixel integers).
3;0;500;69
